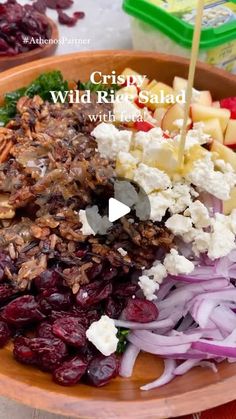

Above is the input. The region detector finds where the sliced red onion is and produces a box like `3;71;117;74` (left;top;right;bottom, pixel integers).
198;191;223;215
134;330;202;346
191;299;217;328
156;278;175;301
192;340;236;357
176;314;195;332
210;306;236;333
114;318;174;330
198;361;218;373
128;333;191;355
120;343;140;378
174;359;200;375
140;359;176;391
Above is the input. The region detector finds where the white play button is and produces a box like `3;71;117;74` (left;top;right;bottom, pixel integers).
108;198;130;222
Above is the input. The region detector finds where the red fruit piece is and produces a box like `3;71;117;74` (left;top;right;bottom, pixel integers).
0;283;18;304
57;10;77;26
76;280;112;307
134;121;155;132
134;97;145;109
74;11;85;19
220;97;236;119
29;337;68;371
13;337;38;365
2;295;45;326
46;0;73;9
32;0;47;13
53;356;88;386
39;291;72;313
86;354;119;387
122;298;159;323
34;270;60;292
0;321;11;347
52;317;86;347
37;321;55;339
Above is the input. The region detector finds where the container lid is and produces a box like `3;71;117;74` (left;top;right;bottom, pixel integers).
123;0;236;50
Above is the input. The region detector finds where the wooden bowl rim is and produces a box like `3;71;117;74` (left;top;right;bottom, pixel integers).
0;16;58;63
0;51;235;418
0;49;235;83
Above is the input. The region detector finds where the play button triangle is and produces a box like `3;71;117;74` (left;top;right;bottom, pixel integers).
108;198;131;222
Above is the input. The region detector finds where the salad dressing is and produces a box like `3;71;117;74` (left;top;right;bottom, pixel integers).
178;0;205;167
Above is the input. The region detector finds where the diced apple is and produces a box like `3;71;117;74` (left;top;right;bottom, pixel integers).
224;119;236;149
173;76;187;92
224;187;236;215
146;80;158;91
202;118;223;143
212;101;220;108
191;104;230;132
147;82;175;110
153;107;166;126
195;91;212;107
161;103;185;132
120;68;149;88
210;140;236;171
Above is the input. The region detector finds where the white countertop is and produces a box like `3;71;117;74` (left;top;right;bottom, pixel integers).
0;1;132;418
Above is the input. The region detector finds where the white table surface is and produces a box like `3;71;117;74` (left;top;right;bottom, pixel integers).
1;0;131;417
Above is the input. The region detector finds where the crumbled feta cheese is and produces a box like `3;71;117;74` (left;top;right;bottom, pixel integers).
82;292;88;299
165;214;193;236
164;183;193;214
117;247;127;257
208;216;236;260
186;153;236;200
133;163;171;194
229;209;236;235
134;127;164;151
79;209;96;236
215;159;234;174
176;123;210;149
138;275;159;301
148;191;173;222
91;123;132;159
164;249;194;275
185;200;210;228
142;139;178;172
86;315;118;356
192;230;211;256
116;151;139;178
144;262;167;284
114;99;142;122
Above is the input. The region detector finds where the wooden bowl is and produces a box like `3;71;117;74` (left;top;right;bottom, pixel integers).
0;17;58;72
0;51;236;418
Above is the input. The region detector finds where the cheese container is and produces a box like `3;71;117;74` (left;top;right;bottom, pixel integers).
123;0;236;74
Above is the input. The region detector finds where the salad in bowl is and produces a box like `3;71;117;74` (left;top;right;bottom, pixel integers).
0;65;236;392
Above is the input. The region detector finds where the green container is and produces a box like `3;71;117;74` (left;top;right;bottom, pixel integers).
123;0;236;73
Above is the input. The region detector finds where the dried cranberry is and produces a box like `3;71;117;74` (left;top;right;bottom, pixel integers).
52;317;86;348
102;266;118;281
34;270;60;292
0;321;11;347
122;298;159;323
104;297;124;319
39;292;72;314
46;0;73;9
76;281;112;308
29;338;68;371
57;10;77;27
113;282;138;298
2;295;45;326
53;356;88;386
86;354;119;387
13;337;38;365
87;263;103;280
33;0;47;14
74;11;85;19
0;283;18;305
37;322;54;339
